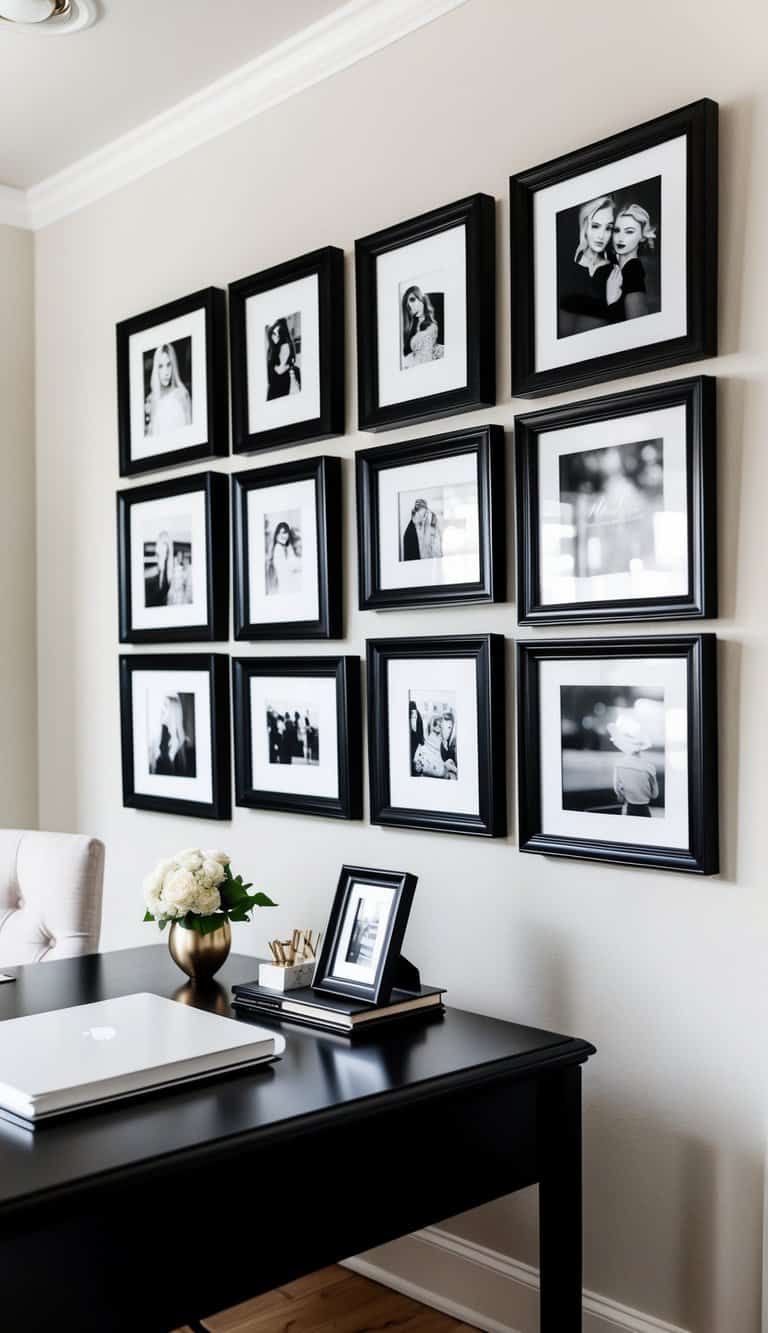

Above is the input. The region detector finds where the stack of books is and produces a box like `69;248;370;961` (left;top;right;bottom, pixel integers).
231;980;445;1034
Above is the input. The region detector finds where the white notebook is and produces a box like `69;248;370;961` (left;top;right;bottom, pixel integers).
0;991;284;1125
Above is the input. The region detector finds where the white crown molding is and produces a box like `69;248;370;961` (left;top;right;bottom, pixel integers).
344;1226;692;1333
21;0;468;230
0;183;29;228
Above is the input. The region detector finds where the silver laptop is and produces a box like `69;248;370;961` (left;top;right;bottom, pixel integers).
0;992;285;1126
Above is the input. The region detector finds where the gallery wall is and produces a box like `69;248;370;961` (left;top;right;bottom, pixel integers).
31;1;768;1329
0;223;37;828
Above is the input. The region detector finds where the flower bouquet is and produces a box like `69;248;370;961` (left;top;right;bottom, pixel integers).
143;849;276;935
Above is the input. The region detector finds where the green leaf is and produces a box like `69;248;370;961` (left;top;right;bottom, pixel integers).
248;892;277;908
143;910;155;922
195;913;230;936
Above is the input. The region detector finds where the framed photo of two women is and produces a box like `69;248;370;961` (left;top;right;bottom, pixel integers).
510;99;718;396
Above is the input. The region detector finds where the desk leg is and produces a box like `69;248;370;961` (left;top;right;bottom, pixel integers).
538;1065;583;1332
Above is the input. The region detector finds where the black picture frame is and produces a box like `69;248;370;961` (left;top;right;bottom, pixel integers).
117;287;228;477
117;471;229;643
367;634;506;837
516;634;719;874
355;194;496;431
515;376;717;625
229;246;344;454
312;865;418;1005
232;655;362;820
356;424;506;611
119;653;232;820
510;98;718;397
232;456;342;641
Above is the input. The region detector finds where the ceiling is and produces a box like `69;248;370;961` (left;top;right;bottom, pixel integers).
0;0;343;189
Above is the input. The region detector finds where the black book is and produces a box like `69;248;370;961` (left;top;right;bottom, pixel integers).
231;981;445;1032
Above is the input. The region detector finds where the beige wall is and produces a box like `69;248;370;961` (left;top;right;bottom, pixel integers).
32;1;768;1328
0;224;36;828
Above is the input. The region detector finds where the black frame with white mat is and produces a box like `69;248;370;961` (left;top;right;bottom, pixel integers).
117;471;229;643
232;654;362;820
117;287;228;476
356;424;506;611
312;865;419;1005
516;634;718;874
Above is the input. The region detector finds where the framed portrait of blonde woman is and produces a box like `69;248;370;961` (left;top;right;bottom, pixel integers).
117;287;228;477
510;100;718;397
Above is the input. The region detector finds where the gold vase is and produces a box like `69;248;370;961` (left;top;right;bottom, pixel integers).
168;919;231;982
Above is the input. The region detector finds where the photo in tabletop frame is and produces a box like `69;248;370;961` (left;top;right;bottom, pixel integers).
312;865;418;1005
516;635;719;874
117;287;228;476
510;99;718;396
514;376;717;624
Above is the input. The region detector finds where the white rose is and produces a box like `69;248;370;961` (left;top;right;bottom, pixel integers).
203;850;230;866
201;858;225;887
144;881;164;917
162;868;198;912
177;850;203;872
194;885;222;916
143;866;164;897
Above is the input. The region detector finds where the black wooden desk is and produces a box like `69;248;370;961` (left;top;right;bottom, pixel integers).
0;947;595;1333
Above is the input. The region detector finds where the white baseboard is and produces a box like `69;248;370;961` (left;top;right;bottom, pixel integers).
344;1226;691;1333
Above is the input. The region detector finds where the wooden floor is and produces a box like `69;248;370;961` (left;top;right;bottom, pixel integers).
174;1264;476;1333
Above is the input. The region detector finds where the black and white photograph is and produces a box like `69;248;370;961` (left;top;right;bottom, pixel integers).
356;425;504;610
409;691;457;780
117;287;227;476
117;472;229;642
367;635;506;837
556;176;661;338
312;866;417;1004
232;456;341;640
515;377;717;624
120;654;231;820
233;656;361;820
266;702;319;767
356;195;495;430
516;635;719;873
229;247;344;453
510;99;717;396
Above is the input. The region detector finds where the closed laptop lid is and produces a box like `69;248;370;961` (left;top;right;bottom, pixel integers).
0;992;285;1121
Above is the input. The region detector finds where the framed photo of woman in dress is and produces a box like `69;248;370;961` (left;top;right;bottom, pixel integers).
232;656;362;820
516;635;718;873
515;377;717;624
367;635;506;837
510;100;718;396
119;653;231;820
356;425;505;610
355;195;495;431
229;247;344;454
117;472;229;643
117;288;228;476
232;456;341;640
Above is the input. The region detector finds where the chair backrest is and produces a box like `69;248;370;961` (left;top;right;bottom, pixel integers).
0;829;104;967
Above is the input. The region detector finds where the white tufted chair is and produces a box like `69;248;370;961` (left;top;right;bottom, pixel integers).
0;829;104;967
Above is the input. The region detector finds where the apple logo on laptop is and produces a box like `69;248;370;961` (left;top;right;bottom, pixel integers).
82;1026;117;1041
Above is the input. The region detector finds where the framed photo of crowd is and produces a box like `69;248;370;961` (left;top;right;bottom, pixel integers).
117;472;229;643
515;376;717;624
232;655;362;820
355;194;495;431
229;246;344;454
232;456;342;641
516;634;719;874
117;287;228;476
119;653;231;820
356;425;505;610
367;635;506;837
510;99;718;396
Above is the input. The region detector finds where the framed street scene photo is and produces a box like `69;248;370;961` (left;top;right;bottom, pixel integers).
515;377;717;625
312;866;417;1004
356;425;505;611
510;99;718;396
117;287;227;476
229;247;344;454
517;635;718;874
232;456;341;641
367;635;506;837
356;194;495;431
119;654;231;820
232;656;361;820
117;472;229;643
